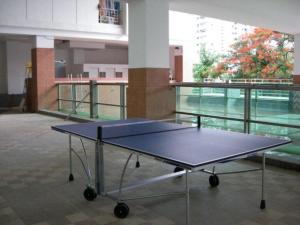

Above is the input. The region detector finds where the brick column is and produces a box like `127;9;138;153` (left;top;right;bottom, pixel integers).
127;0;175;119
175;55;183;82
293;75;300;84
127;68;175;119
29;48;56;112
27;36;56;112
28;36;56;112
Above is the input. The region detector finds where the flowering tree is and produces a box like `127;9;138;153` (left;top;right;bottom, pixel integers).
214;28;294;79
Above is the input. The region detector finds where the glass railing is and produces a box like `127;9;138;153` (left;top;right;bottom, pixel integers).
175;83;300;157
55;81;300;157
57;81;126;121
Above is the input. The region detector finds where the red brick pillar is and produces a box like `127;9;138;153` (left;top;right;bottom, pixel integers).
29;48;56;112
293;75;300;84
175;55;183;82
127;68;175;119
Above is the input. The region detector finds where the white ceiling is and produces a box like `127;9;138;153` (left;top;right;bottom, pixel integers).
169;0;300;34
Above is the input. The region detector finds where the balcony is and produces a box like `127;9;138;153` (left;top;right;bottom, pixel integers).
99;8;121;25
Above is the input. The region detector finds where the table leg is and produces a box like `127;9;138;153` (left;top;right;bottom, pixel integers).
68;134;74;181
260;153;266;209
95;141;105;195
185;169;190;225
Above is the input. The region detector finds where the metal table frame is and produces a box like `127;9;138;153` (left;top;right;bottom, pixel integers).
66;130;272;225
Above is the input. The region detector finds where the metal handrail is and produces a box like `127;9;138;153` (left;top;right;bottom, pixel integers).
175;111;300;130
203;78;292;84
172;82;300;91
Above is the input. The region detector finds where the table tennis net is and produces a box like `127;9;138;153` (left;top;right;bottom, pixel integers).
97;120;192;140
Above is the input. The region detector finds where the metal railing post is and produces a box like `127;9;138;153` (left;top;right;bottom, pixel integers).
224;88;228;128
57;84;61;111
90;80;98;119
120;84;125;119
175;86;181;122
71;84;77;114
244;88;251;133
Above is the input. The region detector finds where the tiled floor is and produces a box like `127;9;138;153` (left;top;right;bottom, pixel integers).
0;113;300;225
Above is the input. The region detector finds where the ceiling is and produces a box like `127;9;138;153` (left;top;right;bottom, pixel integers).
169;0;300;34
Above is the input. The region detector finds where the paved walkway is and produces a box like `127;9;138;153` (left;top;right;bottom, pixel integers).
0;113;300;225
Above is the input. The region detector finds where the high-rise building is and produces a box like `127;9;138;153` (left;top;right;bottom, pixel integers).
195;16;254;54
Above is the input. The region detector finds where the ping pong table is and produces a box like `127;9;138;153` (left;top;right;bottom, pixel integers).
52;118;291;225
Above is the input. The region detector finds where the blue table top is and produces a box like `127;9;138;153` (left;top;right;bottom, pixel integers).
52;119;291;169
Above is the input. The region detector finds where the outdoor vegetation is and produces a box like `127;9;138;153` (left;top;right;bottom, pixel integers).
193;28;294;82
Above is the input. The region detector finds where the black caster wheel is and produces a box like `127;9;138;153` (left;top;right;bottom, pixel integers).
173;167;184;178
209;175;219;187
135;161;140;168
83;186;97;201
260;200;266;209
174;166;184;173
114;202;130;219
68;174;74;182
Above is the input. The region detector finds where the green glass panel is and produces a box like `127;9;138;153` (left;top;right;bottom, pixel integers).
59;84;72;100
250;123;300;156
59;100;72;113
75;85;90;102
251;90;300;126
98;85;120;105
176;87;244;119
97;105;121;120
75;103;90;116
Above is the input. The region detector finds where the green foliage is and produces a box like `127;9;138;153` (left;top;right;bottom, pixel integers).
193;47;219;82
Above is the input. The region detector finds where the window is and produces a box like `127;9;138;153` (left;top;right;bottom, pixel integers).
83;72;89;78
115;72;123;78
99;72;106;78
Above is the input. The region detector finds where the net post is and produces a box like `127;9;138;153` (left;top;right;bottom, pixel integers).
197;116;201;128
96;126;104;195
97;126;103;141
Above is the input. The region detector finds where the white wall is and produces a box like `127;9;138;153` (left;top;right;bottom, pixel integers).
169;11;198;82
83;64;128;79
0;0;124;39
0;42;7;94
84;48;128;64
55;46;128;76
128;0;169;68
6;41;32;94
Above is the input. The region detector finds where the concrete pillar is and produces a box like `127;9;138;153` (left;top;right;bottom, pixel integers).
127;0;175;119
291;34;300;113
293;34;300;84
29;36;56;112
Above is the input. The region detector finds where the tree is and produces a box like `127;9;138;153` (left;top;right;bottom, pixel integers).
193;47;219;82
214;28;294;79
